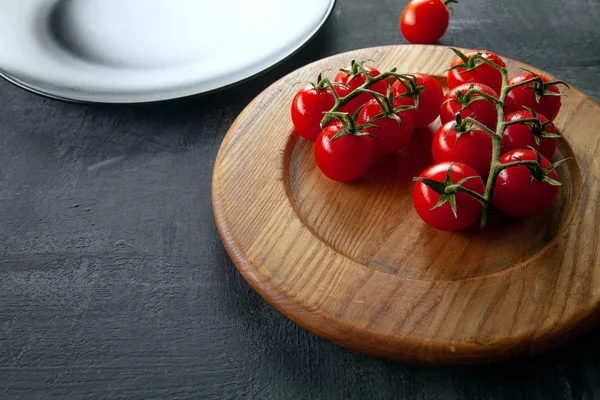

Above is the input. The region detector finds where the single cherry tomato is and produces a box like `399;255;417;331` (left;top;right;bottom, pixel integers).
334;65;388;115
356;98;414;155
505;73;562;120
440;82;499;130
400;0;450;45
447;50;506;94
392;73;444;128
413;162;485;231
493;149;559;217
291;85;336;141
315;122;375;182
501;111;557;160
432;120;492;177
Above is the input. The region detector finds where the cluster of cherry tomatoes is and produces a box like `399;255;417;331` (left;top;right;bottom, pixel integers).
291;63;442;182
290;49;568;231
415;49;566;230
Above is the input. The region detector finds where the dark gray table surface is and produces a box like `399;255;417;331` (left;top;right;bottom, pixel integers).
1;1;600;399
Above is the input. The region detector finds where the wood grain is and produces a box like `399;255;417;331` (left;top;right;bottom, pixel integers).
212;45;600;365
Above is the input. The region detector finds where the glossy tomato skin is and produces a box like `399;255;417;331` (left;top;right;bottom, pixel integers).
291;85;336;142
401;0;449;44
432;121;492;177
447;50;506;94
413;162;485;231
501;111;557;160
356;98;414;156
392;73;444;128
493;149;559;217
505;73;561;120
315;123;375;182
334;65;388;115
440;82;499;130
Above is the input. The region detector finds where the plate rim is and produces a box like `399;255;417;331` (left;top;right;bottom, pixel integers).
0;0;336;104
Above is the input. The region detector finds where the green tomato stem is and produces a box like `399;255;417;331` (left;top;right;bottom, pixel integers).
496;159;540;172
473;56;508;75
320;70;394;128
506;76;543;92
501;118;540;128
464;89;504;106
476;62;548;226
463;117;499;138
479;65;509;227
319;68;419;128
446;184;487;204
417;50;562;228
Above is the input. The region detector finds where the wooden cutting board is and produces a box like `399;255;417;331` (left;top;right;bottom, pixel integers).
212;45;600;364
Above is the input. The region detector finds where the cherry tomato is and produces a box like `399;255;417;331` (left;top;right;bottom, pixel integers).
413;162;485;231
356;98;414;156
440;82;499;130
400;0;450;45
392;73;444;128
502;111;557;160
291;85;336;141
334;65;388;115
493;149;559;217
432;121;492;177
315;122;375;182
447;50;506;94
505;73;562;120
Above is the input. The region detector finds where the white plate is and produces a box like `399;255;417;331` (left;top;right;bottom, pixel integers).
0;0;335;103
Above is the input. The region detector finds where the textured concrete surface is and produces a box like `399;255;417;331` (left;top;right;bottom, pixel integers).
1;0;600;398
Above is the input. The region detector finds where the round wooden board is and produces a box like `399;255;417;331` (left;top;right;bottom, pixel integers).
212;45;600;365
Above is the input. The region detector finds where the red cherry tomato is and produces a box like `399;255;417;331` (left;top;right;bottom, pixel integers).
315;123;375;182
493;149;559;217
400;0;450;45
447;50;506;94
356;98;414;156
440;82;499;130
291;85;336;141
501;111;557;160
334;65;388;115
505;73;562;120
432;121;492;177
413;162;485;231
392;73;444;128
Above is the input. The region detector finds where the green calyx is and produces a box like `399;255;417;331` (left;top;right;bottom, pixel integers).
451;85;477;110
326;111;376;141
338;59;376;85
393;74;424;111
448;83;502;110
308;73;345;96
519;69;570;103
447;48;485;72
526;148;567;186
313;73;326;92
368;85;415;128
413;164;484;219
450;112;478;143
520;107;561;145
539;158;569;186
503;147;568;186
